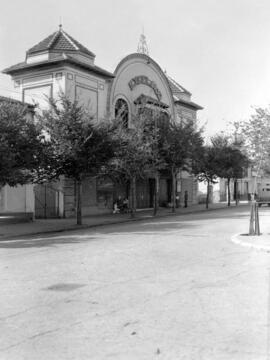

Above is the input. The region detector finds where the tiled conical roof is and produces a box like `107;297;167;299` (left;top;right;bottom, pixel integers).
27;27;95;58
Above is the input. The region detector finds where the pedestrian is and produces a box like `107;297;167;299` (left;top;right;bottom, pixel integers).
176;194;180;208
184;190;188;208
113;201;120;214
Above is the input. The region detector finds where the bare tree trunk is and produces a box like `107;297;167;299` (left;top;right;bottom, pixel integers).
206;180;210;209
234;179;239;205
130;176;136;218
255;202;260;235
227;178;231;206
153;172;159;216
76;179;82;225
249;201;255;235
171;168;176;213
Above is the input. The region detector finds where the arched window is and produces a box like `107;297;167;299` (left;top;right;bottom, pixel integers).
115;98;129;128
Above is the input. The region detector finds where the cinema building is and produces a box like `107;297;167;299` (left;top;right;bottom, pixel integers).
3;27;203;218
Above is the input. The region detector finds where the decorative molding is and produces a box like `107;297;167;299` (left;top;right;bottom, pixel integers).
75;74;98;89
128;75;162;100
111;53;176;120
22;74;53;86
55;72;62;80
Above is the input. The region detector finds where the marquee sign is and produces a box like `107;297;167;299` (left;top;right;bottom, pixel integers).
128;76;162;100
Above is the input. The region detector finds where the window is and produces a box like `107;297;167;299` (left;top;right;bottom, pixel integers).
115;98;129;128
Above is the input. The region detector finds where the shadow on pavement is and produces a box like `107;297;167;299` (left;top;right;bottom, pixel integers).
0;205;261;249
0;222;199;249
0;235;98;249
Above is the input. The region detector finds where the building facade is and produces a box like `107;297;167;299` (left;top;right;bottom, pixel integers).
3;27;202;217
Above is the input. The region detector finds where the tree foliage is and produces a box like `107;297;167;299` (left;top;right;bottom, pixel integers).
39;96;116;224
193;145;218;208
211;134;249;205
160;119;204;211
0;99;44;187
108;113;159;217
237;107;270;176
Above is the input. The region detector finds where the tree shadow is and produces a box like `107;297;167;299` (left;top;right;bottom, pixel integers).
0;234;98;249
0;206;260;249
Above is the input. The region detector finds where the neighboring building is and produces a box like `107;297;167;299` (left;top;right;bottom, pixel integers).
0;96;35;218
219;168;268;203
3;26;203;217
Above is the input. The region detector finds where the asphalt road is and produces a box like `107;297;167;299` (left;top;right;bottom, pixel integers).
1;205;270;360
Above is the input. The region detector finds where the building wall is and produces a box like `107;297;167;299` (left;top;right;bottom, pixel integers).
175;104;197;123
12;65;112;217
109;54;175;121
13;66;109;121
0;184;34;214
13;69;65;108
64;67;109;120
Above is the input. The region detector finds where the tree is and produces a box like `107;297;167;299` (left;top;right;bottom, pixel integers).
137;106;167;216
238;107;270;190
39;96;116;225
211;134;249;206
0;98;44;187
108;114;158;218
193;145;218;209
160;120;204;212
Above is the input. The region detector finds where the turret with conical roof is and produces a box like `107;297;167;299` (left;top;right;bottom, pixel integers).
3;26;113;79
27;25;95;62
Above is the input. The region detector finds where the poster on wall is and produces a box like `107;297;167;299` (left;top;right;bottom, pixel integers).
76;85;98;119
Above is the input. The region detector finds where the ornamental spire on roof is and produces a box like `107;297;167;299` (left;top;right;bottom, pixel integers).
59;16;63;31
137;29;149;55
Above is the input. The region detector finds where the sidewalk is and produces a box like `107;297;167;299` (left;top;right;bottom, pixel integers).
230;204;270;252
0;202;245;241
231;233;270;252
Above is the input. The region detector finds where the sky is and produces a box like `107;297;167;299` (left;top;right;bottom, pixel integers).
1;0;270;135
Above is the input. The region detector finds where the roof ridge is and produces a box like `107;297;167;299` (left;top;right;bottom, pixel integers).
47;31;60;49
61;30;79;51
63;32;95;57
166;74;191;95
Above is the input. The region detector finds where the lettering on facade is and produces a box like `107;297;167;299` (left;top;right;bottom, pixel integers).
128;76;162;100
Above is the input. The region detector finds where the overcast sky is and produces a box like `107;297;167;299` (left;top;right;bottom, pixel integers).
1;0;270;135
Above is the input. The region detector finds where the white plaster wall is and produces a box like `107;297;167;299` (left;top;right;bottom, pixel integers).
14;66;109;119
4;184;34;213
0;187;7;212
64;67;108;120
19;70;65;108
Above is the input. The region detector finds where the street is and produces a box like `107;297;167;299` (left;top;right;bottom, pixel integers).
1;206;270;360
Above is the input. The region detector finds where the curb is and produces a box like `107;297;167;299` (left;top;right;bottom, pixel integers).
231;233;270;253
0;204;243;241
